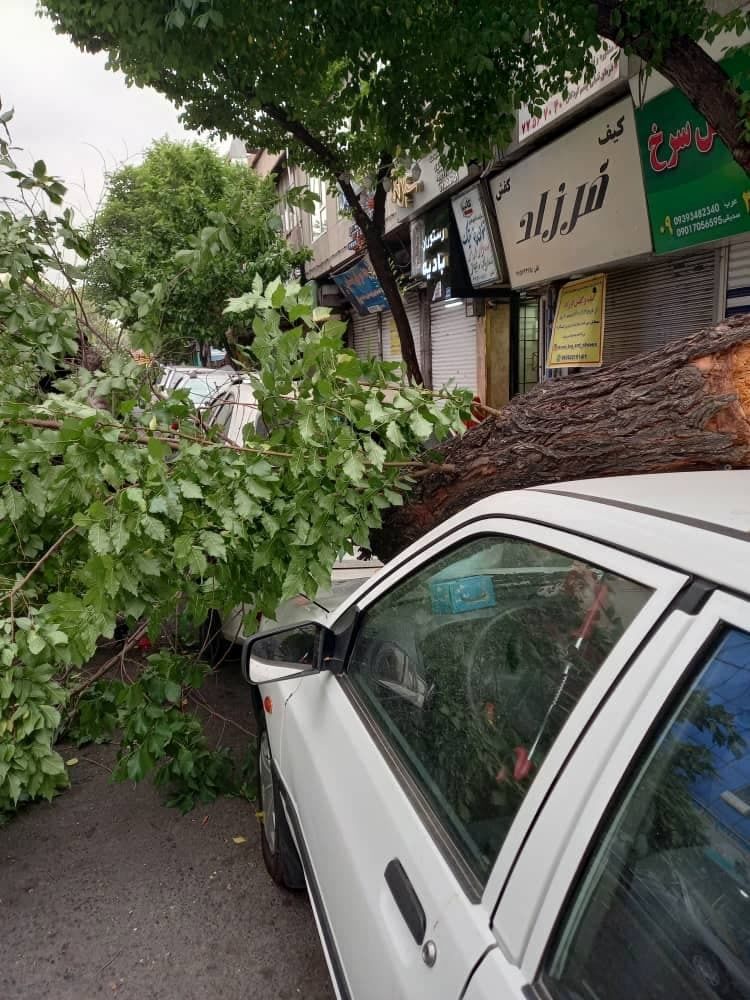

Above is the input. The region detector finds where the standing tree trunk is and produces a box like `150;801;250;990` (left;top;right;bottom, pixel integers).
339;173;423;384
371;315;750;561
258;104;424;383
595;1;750;173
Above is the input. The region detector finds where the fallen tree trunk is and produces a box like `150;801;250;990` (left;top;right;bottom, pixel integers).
372;314;750;561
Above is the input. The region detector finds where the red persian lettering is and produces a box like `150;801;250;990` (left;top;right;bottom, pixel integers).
695;123;717;154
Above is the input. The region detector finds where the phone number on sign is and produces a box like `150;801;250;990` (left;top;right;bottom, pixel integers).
673;203;721;226
675;212;734;238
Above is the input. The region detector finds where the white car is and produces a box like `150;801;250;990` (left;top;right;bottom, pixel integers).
244;471;750;1000
201;375;266;446
198;377;381;657
159;365;235;408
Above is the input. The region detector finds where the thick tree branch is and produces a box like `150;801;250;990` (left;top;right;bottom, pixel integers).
256;104;423;383
259;102;345;176
372;153;393;233
372;314;750;559
596;1;750;172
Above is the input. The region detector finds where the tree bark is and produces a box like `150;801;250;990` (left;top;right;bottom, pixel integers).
256;103;423;383
595;2;750;173
371;314;750;561
338;174;423;384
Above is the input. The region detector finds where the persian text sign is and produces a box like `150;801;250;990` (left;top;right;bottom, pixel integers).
518;41;621;143
395;153;468;222
490;97;651;288
451;183;503;287
333;258;389;315
635;50;750;254
547;274;606;368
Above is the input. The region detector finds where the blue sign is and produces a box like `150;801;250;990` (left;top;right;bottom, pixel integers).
333;258;389;315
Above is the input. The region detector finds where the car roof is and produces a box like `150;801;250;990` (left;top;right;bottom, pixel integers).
534;471;750;536
353;473;749;610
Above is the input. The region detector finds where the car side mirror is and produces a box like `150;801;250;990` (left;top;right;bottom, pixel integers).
242;621;328;684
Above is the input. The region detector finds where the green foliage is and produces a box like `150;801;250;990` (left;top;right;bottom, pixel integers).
0;659;68;812
38;1;750;181
0;123;471;816
86;140;309;360
70;654;236;813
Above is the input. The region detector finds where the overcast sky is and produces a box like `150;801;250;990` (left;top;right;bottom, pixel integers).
1;0;208;218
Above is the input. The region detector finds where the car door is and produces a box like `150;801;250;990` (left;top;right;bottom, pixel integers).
277;518;686;1000
494;589;750;1000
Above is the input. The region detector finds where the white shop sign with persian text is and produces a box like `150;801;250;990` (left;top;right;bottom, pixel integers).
490;97;652;288
518;40;622;143
451;184;503;287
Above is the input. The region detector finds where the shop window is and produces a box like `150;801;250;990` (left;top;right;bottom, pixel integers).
517;299;539;395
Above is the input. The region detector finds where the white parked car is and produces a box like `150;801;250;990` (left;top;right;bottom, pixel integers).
198;378;381;658
244;471;750;1000
159;365;235;408
201;375;264;446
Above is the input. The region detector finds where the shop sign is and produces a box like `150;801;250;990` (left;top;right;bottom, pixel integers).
413;205;451;282
518;41;622;143
396;152;468;220
635;49;750;254
490;97;651;288
451;183;504;287
332;258;389;315
547;273;606;368
391;176;424;208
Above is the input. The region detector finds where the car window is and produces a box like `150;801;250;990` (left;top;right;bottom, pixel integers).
208;391;235;432
545;625;750;1000
346;535;651;885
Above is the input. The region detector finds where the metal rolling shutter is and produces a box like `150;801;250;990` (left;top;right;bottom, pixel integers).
727;238;750;316
602;249;718;365
351;311;381;361
430;298;477;392
382;290;422;364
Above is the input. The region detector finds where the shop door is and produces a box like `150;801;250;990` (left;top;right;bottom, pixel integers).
430;298;477;393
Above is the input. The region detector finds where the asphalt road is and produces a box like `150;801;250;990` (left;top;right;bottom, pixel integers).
1;664;333;1000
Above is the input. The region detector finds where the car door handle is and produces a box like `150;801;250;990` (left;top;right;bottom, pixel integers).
384;858;426;945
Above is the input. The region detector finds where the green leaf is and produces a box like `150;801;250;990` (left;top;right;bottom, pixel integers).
200;531;226;560
27;632;46;655
342;453;366;483
142;515;167;542
364;395;387;423
363;437;386;470
89;524;111;554
147;437;171;461
385;422;406;448
245;479;272;500
178;480;203;499
409;411;433;439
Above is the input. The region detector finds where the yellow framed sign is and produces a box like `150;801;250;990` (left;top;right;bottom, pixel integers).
547;273;606;369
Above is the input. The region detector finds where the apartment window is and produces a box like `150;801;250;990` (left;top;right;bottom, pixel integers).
309;176;327;240
280;196;300;236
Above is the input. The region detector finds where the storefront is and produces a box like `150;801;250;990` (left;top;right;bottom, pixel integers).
350;309;381;359
381;288;422;365
727;237;750;317
410;203;480;391
629;48;750;343
490;95;666;373
602;250;719;363
333;257;388;361
429;297;478;393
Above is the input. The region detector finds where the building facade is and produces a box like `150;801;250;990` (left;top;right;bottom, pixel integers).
240;22;749;404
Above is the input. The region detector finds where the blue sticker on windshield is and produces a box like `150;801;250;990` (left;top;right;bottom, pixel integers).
429;575;496;614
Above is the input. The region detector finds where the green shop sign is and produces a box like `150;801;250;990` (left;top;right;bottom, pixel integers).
635;49;750;254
